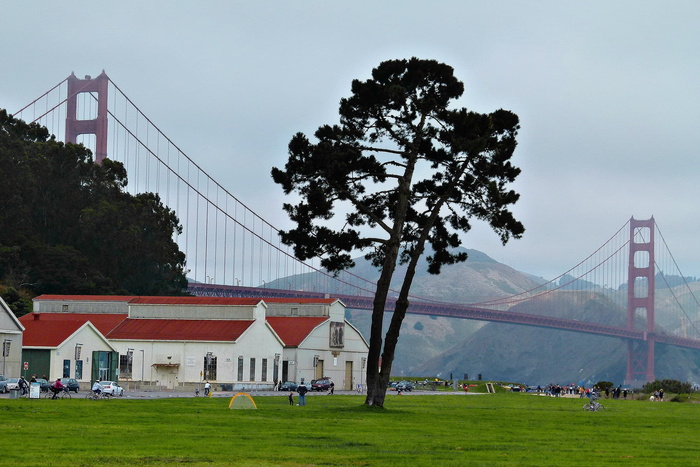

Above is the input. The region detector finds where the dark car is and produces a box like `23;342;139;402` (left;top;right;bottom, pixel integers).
279;381;298;391
35;378;50;392
396;381;414;392
312;378;333;391
63;378;80;393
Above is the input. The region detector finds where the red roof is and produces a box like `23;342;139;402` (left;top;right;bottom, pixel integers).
129;297;261;306
34;295;262;306
266;316;328;346
107;318;254;341
19;313;127;347
262;298;337;304
34;295;136;302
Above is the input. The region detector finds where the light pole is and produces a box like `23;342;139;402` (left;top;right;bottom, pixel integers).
127;348;134;379
2;339;10;376
74;343;83;379
140;349;145;385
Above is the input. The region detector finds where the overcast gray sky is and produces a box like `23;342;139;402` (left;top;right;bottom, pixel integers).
3;1;699;281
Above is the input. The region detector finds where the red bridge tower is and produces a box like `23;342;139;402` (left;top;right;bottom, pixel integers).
626;217;655;384
65;71;109;164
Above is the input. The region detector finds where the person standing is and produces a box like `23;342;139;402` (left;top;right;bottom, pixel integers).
297;381;308;406
288;392;294;406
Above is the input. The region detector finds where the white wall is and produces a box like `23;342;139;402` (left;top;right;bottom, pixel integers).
110;317;284;387
49;324;115;382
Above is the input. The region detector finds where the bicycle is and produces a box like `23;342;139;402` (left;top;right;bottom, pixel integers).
44;387;71;399
583;394;605;411
85;390;111;400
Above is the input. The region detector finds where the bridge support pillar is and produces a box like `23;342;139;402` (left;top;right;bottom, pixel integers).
65;71;109;164
625;217;656;385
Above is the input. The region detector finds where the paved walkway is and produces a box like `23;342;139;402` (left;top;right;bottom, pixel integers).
0;389;479;400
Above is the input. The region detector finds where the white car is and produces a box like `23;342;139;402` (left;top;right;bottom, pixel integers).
6;378;19;391
100;381;124;396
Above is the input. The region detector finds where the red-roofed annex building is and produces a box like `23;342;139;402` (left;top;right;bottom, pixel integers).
20;295;369;392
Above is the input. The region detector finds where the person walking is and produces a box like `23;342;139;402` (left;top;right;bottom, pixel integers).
297;381;308;406
328;381;334;395
18;376;28;396
204;381;211;396
288;392;294;406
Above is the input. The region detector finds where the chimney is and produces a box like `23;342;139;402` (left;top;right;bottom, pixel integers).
33;313;40;321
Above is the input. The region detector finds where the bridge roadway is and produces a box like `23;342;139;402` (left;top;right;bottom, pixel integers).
188;284;700;351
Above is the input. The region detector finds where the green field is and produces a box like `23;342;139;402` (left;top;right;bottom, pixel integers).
2;392;699;466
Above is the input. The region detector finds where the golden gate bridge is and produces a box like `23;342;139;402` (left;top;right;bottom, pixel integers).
12;72;700;384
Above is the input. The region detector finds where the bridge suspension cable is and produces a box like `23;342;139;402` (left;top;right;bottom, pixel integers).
12;73;700;348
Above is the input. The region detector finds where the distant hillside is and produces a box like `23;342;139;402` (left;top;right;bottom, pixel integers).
272;246;700;385
415;289;700;386
338;248;548;376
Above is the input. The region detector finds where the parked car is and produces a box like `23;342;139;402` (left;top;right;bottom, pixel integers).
396;381;414;392
0;375;7;393
279;381;298;391
35;378;50;392
63;378;80;393
311;378;333;391
6;378;19;391
100;381;123;396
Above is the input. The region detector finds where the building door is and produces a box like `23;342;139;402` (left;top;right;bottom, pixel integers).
344;361;353;390
91;351;118;382
282;360;289;382
315;360;324;380
22;349;50;379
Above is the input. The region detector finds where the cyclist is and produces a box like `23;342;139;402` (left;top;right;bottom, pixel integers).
51;378;66;399
92;380;104;396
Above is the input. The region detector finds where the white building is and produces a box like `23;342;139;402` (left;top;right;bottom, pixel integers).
21;295;369;391
0;297;25;378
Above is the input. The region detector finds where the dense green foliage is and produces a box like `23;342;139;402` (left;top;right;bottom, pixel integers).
272;58;524;407
643;378;693;394
2;393;700;465
0;109;188;298
0;286;31;317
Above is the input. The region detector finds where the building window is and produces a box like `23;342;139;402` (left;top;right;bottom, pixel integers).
249;358;256;381
63;359;70;378
203;354;217;381
261;358;268;382
291;307;298;316
62;304;68;312
330;321;345;347
119;354;133;378
237;356;244;381
75;361;83;380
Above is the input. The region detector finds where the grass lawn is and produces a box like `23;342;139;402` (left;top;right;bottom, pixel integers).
2;392;699;466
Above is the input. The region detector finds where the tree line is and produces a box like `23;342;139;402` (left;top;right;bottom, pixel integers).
0;109;188;315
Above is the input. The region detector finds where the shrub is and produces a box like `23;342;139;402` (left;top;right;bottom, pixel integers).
596;381;614;392
642;379;693;395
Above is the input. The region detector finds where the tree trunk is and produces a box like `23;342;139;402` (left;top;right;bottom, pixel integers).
364;241;400;407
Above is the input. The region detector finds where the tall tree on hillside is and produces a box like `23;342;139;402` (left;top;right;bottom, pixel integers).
272;58;525;407
0;109;188;297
